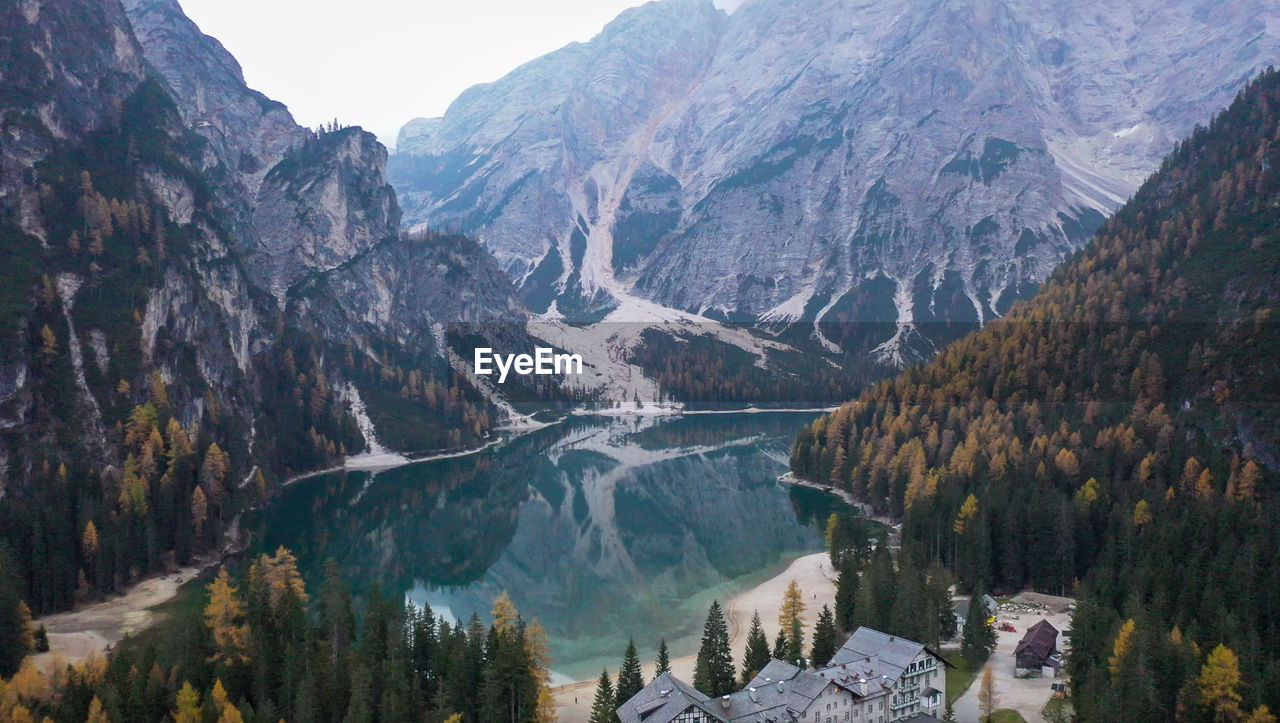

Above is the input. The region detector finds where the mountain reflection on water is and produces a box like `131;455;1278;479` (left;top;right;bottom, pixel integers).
251;412;847;680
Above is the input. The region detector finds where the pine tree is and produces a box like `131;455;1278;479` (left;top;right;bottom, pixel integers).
693;601;734;696
616;639;644;707
774;627;792;666
810;605;838;667
345;663;374;723
834;554;859;632
741;611;771;684
589;669;619;723
654;639;671;676
961;589;995;665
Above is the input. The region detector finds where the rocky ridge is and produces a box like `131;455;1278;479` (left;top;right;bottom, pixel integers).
391;0;1280;362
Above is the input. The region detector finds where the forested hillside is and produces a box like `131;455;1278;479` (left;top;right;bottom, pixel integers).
792;69;1280;719
0;0;536;654
0;549;554;722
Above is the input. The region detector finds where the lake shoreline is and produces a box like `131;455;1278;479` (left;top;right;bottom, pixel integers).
551;551;840;719
29;408;836;677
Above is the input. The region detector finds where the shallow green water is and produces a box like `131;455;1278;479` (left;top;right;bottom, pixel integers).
250;411;846;680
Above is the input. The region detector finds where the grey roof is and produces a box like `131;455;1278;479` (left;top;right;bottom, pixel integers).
617;672;723;723
744;660;834;711
827;627;926;679
816;665;889;701
953;594;997;619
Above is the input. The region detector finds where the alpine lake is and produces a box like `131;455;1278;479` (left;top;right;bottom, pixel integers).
247;411;854;682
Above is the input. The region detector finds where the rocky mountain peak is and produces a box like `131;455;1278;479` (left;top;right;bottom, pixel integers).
389;0;1280;362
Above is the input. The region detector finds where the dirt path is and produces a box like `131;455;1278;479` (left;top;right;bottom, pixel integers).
552;552;838;720
30;567;204;672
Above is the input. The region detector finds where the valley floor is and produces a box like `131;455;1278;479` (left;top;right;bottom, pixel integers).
551;551;839;719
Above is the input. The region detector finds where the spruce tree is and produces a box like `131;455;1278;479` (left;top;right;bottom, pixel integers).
774;628;792;666
344;663;374;723
810;605;838;667
616;639;645;707
693;601;735;696
834;554;859;633
589;669;619;723
654;639;671;676
961;588;996;665
741;611;771;684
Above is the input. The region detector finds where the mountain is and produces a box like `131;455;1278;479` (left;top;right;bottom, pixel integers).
390;0;1280;361
0;0;523;615
791;69;1280;718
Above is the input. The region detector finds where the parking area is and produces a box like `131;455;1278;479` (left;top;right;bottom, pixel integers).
953;592;1074;722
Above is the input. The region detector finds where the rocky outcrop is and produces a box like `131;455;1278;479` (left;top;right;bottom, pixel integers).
390;0;1280;358
253;128;401;300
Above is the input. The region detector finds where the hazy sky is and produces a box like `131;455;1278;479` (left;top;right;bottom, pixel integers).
177;0;745;148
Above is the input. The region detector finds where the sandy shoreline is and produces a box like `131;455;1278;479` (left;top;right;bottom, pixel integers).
551;552;838;719
30;566;206;672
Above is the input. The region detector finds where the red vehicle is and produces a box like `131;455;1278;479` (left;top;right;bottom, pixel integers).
999;622;1017;632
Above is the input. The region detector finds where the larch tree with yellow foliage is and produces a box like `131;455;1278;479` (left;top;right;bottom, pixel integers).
778;579;806;663
1108;619;1137;678
1199;644;1243;721
204;567;249;663
978;666;998;720
173;682;202;723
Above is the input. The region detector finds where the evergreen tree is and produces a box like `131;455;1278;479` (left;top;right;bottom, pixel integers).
693;601;735;696
774;627;792;666
480;618;537;723
961;589;996;665
589;669;619;723
616;639;645;707
833;554;859;633
0;544;29;677
344;663;374;723
741;611;771;684
810;605;838;667
654;639;671;676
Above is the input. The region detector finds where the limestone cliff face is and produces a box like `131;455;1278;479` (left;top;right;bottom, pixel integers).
0;0;522;499
252;128;402;299
390;0;1280;358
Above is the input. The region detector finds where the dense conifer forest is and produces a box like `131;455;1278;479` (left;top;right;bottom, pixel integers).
792;69;1280;719
0;548;553;722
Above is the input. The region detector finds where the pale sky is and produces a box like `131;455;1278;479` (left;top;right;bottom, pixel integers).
177;0;746;148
